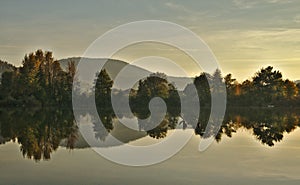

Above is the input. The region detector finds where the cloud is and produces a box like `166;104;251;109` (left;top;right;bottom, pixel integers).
213;28;300;42
164;2;217;23
294;15;300;23
240;29;300;43
0;45;18;49
164;2;190;13
232;0;293;9
232;0;258;9
264;0;293;4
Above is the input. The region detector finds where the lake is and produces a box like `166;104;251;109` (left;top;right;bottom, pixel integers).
0;108;300;185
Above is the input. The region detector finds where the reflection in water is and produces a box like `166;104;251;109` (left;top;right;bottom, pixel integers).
0;108;77;161
94;109;115;141
0;108;300;161
194;108;300;146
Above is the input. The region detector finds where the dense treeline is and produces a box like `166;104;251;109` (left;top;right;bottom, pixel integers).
221;66;299;107
0;50;76;107
0;50;300;108
184;66;300;108
0;50;118;108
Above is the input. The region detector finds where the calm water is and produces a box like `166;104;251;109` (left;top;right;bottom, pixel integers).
0;108;300;185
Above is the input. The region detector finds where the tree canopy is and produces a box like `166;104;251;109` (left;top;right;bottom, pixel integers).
0;50;299;109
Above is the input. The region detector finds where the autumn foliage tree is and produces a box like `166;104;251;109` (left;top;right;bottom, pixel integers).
0;50;76;107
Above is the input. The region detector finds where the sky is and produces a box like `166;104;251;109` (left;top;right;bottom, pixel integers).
0;0;300;81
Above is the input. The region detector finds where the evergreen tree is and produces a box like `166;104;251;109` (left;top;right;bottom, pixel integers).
95;69;113;110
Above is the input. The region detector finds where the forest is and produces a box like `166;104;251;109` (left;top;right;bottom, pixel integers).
0;49;300;109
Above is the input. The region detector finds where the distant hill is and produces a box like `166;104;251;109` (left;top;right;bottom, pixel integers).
59;57;192;90
295;80;300;84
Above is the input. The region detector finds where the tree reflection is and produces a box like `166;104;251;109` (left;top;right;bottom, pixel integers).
0;108;77;161
94;108;116;141
134;102;181;139
0;107;300;162
132;106;295;146
194;108;300;146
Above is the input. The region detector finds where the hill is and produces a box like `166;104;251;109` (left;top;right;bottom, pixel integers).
59;57;192;90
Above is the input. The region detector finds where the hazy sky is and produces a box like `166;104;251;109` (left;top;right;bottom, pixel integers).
0;0;299;81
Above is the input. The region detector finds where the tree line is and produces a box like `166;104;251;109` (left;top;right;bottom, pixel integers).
0;50;76;107
184;66;300;108
0;50;300;108
221;66;299;107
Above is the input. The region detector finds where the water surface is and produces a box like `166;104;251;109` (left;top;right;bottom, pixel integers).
0;108;299;185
